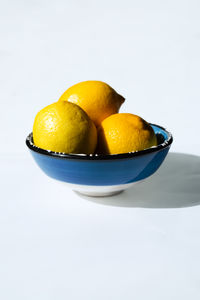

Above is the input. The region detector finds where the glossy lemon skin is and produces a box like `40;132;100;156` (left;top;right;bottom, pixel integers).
97;113;157;155
33;101;97;154
59;80;125;126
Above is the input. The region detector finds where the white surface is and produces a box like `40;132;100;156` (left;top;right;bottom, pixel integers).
1;0;200;299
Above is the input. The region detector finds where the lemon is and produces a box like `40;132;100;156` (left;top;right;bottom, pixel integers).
33;101;97;154
97;113;157;154
58;80;125;126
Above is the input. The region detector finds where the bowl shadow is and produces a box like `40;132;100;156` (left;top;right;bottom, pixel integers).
80;152;200;208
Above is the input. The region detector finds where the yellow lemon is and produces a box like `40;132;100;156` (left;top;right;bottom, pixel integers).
58;80;125;126
33;101;97;154
97;113;157;154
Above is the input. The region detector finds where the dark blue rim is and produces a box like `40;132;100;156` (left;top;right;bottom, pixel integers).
26;123;173;160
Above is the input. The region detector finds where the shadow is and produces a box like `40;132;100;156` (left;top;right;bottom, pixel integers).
81;153;200;208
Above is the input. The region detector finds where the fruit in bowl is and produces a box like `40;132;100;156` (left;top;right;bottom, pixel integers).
33;101;97;154
59;80;125;126
97;113;157;154
26;80;173;197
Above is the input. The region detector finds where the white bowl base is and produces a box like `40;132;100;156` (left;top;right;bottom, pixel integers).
59;180;144;197
74;189;124;197
70;181;144;197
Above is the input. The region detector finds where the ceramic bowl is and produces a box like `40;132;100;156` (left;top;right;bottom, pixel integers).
26;124;173;197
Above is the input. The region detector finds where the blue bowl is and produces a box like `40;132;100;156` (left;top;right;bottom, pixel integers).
26;124;173;196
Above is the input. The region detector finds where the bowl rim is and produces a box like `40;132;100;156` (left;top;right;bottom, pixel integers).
26;123;173;160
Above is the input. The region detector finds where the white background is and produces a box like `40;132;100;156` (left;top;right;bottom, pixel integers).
0;0;200;299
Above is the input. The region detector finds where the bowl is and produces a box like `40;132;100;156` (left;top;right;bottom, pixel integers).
26;124;173;197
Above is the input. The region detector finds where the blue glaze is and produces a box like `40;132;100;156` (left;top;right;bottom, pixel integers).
27;125;172;186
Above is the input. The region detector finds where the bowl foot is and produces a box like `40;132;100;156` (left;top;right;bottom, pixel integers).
66;181;143;198
74;190;124;197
